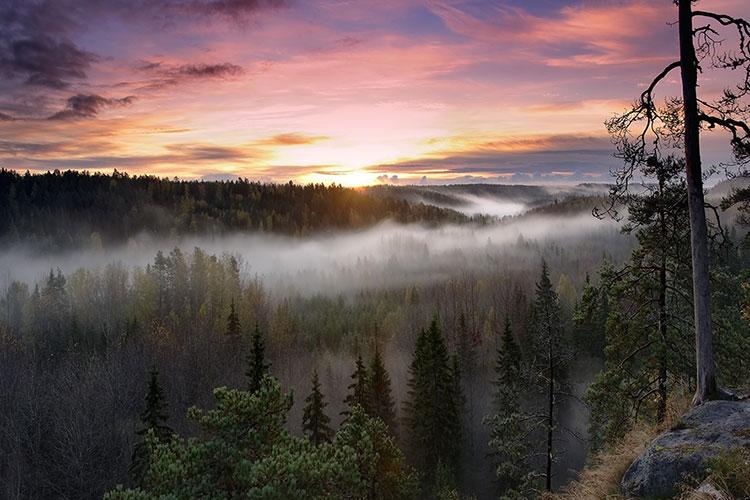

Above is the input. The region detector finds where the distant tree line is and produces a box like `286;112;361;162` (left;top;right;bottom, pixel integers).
0;169;470;250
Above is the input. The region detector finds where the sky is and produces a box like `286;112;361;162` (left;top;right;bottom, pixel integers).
1;0;749;186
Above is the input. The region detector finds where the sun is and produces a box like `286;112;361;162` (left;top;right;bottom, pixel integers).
298;169;381;187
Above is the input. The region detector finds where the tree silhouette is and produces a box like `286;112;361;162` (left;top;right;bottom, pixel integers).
302;369;334;445
130;367;172;484
368;346;397;435
604;0;750;404
225;299;241;338
342;354;369;421
246;323;270;393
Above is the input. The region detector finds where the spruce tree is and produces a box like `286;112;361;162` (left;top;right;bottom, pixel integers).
302;369;334;445
368;345;397;434
225;299;241;338
246;323;270;393
531;261;567;493
342;354;369;421
130;367;172;484
404;317;461;489
494;317;521;411
485;318;536;498
587;157;694;448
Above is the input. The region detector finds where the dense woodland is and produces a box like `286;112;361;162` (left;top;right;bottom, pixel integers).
0;169;473;250
0;168;749;499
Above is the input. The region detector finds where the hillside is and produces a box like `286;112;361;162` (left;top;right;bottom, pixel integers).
0;170;470;250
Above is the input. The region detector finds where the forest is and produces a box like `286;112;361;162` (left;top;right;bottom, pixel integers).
3;0;750;498
0;167;749;499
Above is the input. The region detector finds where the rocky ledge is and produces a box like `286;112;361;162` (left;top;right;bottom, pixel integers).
621;400;750;498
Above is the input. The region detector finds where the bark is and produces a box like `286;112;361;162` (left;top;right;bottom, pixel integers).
657;175;668;422
678;0;717;405
545;339;554;492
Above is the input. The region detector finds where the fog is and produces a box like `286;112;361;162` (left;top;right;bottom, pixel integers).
0;210;626;296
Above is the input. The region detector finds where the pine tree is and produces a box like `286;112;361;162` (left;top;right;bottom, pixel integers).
225;298;241;338
587;157;694;448
530;261;567;493
130;367;172;484
342;354;369;421
302;369;334;445
485;317;536;498
246;323;269;393
403;316;461;489
493;317;521;411
572;272;609;357
368;345;397;434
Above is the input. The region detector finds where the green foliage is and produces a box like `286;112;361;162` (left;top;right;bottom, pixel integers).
0;169;468;250
130;367;172;484
342;354;370;421
493;317;521;412
368;346;398;435
572;272;608;356
485;318;537;498
106;377;416;500
246;324;270;393
302;370;334;445
586;158;694;449
224;299;241;338
335;405;419;499
404;316;462;488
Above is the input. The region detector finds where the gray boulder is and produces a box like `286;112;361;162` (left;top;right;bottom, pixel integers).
621;400;750;498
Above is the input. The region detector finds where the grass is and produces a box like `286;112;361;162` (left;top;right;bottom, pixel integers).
552;394;691;500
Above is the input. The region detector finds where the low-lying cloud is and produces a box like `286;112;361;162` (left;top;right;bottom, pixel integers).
0;209;627;297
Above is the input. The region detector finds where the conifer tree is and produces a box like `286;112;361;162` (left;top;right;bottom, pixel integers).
302;369;334;445
572;272;609;357
368;345;397;434
494;317;521;411
587;157;694;448
342;354;369;421
246;323;269;393
404;317;461;489
530;261;567;493
485;317;536;499
130;367;172;484
225;298;241;338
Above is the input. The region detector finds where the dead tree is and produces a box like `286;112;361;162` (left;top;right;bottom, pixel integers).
604;0;750;405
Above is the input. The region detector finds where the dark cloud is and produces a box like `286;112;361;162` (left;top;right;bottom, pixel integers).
175;62;243;78
48;94;135;120
0;0;97;89
135;61;244;90
0;140;61;156
179;0;287;18
1;36;96;88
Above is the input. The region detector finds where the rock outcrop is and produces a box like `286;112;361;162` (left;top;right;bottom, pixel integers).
621;400;750;498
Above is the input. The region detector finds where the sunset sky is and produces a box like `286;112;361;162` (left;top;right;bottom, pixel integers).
1;0;749;186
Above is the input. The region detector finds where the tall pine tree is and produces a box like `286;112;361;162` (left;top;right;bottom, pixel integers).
130;367;172;484
246;323;270;393
302;369;334;445
403;317;461;489
225;298;241;338
485;317;536;498
531;261;566;493
342;354;369;421
368;345;397;435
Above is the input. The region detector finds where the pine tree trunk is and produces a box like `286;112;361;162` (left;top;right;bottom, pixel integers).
678;0;717;405
545;340;554;492
657;182;668;422
658;256;668;422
